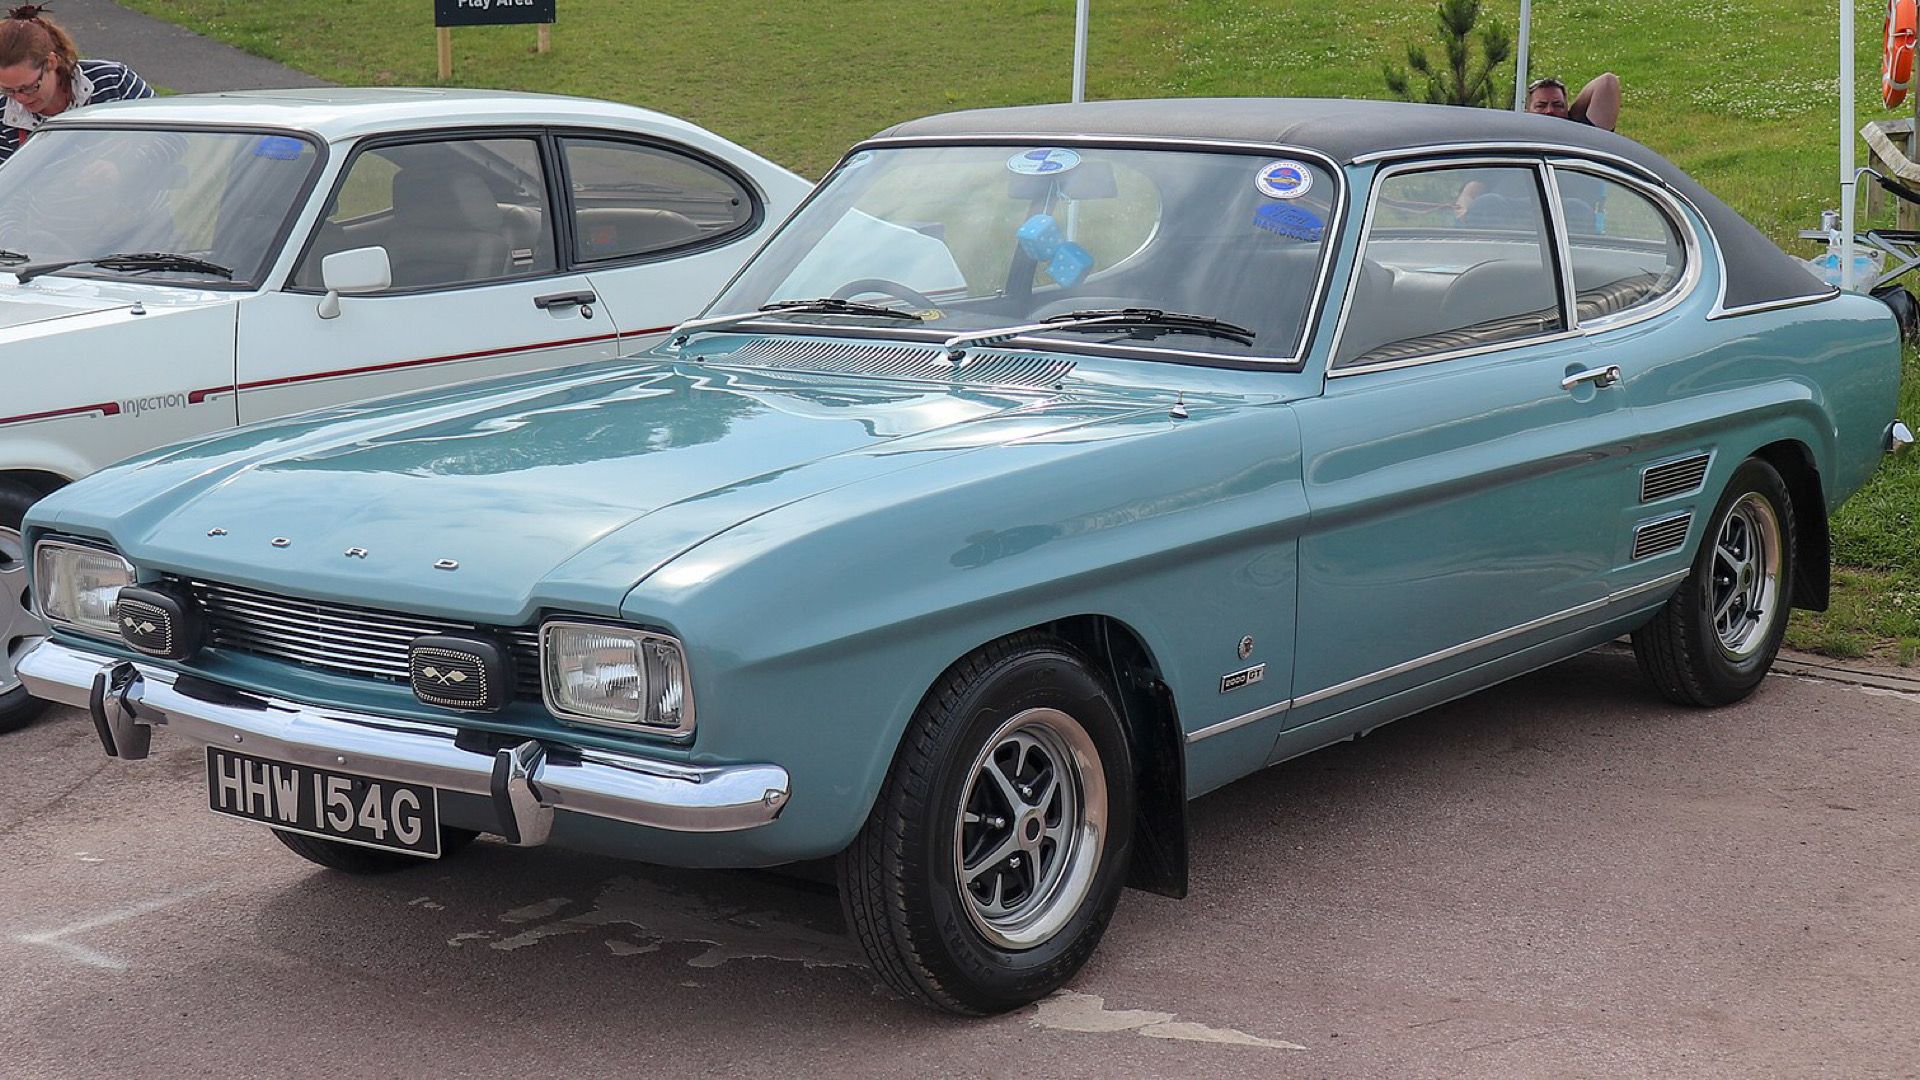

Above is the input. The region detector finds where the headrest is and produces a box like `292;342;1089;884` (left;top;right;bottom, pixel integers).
391;166;500;230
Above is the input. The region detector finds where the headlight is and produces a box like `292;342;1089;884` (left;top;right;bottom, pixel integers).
33;539;135;639
541;620;693;735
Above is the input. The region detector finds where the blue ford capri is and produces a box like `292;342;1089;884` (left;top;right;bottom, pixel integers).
16;98;1905;1014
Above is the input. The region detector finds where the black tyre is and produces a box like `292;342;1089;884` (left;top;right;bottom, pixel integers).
272;826;479;874
0;480;51;734
837;634;1135;1015
1633;457;1797;706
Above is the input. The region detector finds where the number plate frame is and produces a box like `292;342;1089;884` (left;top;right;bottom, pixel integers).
206;747;442;858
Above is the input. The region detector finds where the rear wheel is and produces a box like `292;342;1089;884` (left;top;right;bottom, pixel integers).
0;481;51;734
272;826;478;874
838;634;1134;1015
1633;458;1796;706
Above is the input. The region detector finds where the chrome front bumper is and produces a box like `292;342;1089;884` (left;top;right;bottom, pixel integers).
18;640;790;843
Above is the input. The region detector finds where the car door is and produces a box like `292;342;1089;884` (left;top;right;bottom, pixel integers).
555;133;778;351
1286;159;1648;731
233;133;619;424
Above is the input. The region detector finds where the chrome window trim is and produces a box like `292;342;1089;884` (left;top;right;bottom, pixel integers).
1542;164;1581;322
1351;141;1664;184
1189;569;1689;742
540;617;696;740
737;136;1350;369
1547;158;1704;335
1327;155;1571;376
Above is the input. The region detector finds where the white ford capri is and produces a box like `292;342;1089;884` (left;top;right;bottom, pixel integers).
0;88;811;731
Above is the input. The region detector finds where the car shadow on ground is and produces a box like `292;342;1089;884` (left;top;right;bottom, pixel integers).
244;644;1683;1024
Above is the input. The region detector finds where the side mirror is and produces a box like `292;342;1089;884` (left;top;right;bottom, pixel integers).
316;246;391;320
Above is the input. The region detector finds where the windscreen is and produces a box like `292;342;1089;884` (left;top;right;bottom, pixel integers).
0;127;319;285
710;144;1340;361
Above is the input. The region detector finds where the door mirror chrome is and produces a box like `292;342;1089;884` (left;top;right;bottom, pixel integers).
1560;364;1623;392
316;246;392;320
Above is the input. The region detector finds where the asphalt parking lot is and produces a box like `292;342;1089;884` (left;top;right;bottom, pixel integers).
2;644;1916;1079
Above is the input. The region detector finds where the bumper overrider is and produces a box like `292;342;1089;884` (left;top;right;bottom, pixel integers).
18;640;791;844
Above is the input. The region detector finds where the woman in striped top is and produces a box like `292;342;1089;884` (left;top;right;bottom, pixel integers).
0;4;152;166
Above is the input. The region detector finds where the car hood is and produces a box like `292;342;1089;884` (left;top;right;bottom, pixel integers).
43;355;1208;624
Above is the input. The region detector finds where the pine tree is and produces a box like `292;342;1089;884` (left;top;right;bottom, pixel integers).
1382;0;1515;109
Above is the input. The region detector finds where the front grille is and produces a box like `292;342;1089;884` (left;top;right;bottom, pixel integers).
724;336;1076;388
1631;513;1692;560
1640;453;1711;502
181;578;542;699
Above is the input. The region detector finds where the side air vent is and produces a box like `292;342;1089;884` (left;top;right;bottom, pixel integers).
1641;453;1711;502
723;337;1075;388
1631;513;1692;560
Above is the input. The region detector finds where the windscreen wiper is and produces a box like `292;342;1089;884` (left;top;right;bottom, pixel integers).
943;307;1256;360
668;297;926;345
16;251;233;284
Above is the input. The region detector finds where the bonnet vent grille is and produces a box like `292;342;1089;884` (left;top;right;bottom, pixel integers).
1631;513;1692;560
1640;453;1711;502
722;337;1074;388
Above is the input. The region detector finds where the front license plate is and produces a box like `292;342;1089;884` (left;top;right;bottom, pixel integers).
206;747;441;858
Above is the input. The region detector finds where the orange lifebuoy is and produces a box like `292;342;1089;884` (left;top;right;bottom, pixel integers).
1886;0;1917;109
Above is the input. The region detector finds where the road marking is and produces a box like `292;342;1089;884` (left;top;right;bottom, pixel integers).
1031;991;1307;1050
11;886;215;970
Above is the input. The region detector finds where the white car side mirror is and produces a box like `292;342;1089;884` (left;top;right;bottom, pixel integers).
316;246;392;320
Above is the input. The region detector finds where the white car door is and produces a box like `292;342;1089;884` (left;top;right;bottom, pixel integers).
234;134;621;424
556;134;793;351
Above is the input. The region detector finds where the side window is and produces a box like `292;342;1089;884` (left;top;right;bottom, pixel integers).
1335;164;1565;369
293;137;557;291
1554;168;1688;323
560;137;755;263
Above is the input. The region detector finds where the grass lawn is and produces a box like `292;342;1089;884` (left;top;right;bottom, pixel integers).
123;0;1920;659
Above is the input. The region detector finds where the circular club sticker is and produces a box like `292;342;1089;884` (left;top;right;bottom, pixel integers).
1256;160;1314;199
1007;148;1082;176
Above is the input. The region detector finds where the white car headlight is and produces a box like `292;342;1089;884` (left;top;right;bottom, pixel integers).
541;620;693;735
33;539;135;639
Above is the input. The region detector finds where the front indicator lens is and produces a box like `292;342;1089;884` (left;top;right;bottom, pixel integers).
33;539;135;638
542;621;692;734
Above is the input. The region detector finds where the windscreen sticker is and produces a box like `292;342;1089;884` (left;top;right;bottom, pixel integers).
252;135;306;160
1007;148;1082;176
1254;203;1325;242
1255;159;1314;199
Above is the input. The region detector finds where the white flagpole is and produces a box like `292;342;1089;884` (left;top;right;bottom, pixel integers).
1073;0;1090;103
1514;0;1532;111
1841;0;1857;290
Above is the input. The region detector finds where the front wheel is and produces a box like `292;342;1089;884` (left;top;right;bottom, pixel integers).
1632;457;1797;706
838;635;1135;1015
0;481;51;734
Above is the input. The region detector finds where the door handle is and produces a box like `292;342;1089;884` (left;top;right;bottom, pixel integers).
534;289;597;310
1560;364;1622;391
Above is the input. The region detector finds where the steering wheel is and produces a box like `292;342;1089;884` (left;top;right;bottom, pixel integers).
829;277;938;310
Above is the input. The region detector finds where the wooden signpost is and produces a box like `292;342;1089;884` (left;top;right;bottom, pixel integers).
433;0;557;79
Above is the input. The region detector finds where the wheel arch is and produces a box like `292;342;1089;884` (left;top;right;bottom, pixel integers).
1750;439;1828;611
0;470;70;501
1033;614;1189;899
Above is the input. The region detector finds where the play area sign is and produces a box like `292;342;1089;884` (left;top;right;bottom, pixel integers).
433;0;555;26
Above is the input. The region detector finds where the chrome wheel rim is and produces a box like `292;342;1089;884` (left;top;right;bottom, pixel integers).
0;524;48;698
952;707;1107;950
1708;493;1782;661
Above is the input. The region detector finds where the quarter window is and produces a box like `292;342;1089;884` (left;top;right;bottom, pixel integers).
1553;168;1687;324
1335;164;1565;369
293;137;557;291
560;137;755;263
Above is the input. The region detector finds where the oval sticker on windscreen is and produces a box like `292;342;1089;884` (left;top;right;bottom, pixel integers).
1255;159;1313;199
1007;148;1081;175
252;135;306;160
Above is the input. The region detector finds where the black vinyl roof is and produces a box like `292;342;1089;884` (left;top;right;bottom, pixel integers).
876;98;1829;313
